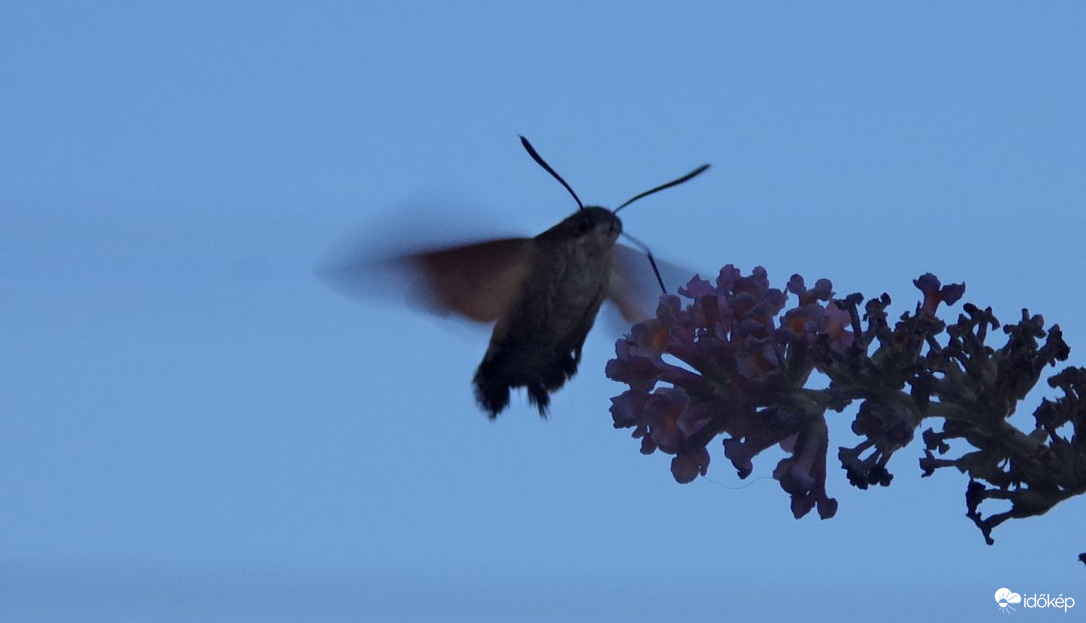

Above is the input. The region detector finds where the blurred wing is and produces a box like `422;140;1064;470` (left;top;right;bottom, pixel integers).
320;237;534;324
607;244;697;323
406;239;534;322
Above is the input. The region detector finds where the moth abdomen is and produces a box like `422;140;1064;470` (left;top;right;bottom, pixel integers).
472;329;582;418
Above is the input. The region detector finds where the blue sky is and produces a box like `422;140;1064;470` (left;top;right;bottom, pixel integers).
2;2;1084;621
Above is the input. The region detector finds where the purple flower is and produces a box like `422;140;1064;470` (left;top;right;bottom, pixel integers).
610;389;650;430
773;418;838;519
608;265;844;499
787;275;834;306
822;302;856;351
671;447;711;484
914;273;965;318
609;265;1086;548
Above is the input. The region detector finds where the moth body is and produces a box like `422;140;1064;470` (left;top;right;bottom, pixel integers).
474;207;621;416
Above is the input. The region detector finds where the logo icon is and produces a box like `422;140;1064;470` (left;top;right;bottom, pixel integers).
996;588;1022;613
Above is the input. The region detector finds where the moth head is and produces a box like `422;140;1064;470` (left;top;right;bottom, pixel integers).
548;205;622;250
519;135;709;291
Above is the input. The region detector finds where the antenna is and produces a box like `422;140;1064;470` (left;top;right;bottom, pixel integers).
519;135;584;210
620;231;667;294
614;161;709;294
613;164;710;213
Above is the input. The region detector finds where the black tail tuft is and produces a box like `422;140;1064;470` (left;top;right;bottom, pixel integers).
473;368;511;419
473;348;580;418
473;360;556;419
526;383;550;417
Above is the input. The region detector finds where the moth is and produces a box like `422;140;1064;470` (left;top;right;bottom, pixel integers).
326;136;708;418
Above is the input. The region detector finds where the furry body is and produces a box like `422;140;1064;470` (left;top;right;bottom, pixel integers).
473;207;620;416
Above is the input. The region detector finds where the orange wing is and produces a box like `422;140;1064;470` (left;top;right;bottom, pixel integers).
320;237;535;324
405;239;535;322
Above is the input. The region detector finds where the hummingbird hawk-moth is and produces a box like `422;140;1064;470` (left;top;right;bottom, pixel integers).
325;136;708;418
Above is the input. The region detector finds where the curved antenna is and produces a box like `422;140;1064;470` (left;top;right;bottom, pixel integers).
620;231;667;294
519;135;584;210
613;164;710;214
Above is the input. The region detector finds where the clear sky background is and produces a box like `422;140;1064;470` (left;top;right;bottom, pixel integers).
2;3;1084;621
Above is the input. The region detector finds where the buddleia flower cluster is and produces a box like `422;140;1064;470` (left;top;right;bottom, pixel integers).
606;265;1086;545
